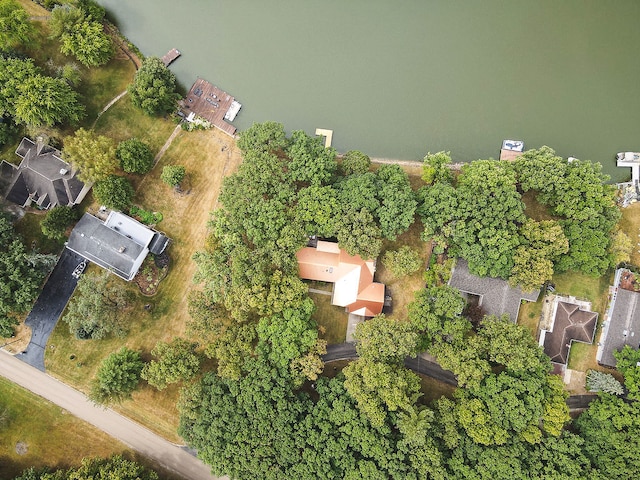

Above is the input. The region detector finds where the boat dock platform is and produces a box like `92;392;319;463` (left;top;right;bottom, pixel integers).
500;139;524;161
315;128;333;148
179;78;242;137
161;48;181;67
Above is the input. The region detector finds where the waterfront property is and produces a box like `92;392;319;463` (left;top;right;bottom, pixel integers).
0;137;90;210
179;78;241;137
66;211;170;281
297;240;385;317
597;268;640;367
539;296;597;369
449;259;540;322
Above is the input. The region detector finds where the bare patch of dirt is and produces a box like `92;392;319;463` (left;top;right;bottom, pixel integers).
15;442;28;455
1;322;32;354
620;270;638;291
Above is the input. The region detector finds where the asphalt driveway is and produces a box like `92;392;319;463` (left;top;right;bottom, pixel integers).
16;248;84;371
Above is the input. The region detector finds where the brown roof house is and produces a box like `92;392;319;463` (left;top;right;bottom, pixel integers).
296;240;385;317
539;296;598;367
597;268;640;367
0;137;90;209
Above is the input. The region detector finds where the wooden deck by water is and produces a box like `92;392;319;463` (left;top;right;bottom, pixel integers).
180;78;238;136
161;48;181;66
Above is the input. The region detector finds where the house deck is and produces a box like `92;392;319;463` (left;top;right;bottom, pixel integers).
161;48;181;66
179;78;239;136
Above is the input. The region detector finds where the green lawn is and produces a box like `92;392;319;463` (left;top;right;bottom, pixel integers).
0;377;127;479
618;202;640;267
310;292;348;345
14;212;65;255
517;298;543;339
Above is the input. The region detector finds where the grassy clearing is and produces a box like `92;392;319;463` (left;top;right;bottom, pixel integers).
517;298;543;340
93;96;176;152
618;202;640;267
45;128;243;441
418;374;456;405
521;190;555;221
310;292;347;345
0;377;127;479
14;212;65;255
376;215;430;322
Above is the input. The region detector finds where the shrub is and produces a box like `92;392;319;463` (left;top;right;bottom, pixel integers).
161;165;185;187
90;347;144;404
93;174;134;211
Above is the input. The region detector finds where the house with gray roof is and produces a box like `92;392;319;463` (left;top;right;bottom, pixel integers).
0;137;90;209
66;211;170;281
448;258;540;322
597;269;640;367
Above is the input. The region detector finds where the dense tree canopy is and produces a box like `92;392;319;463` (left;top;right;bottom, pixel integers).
142;338;201;390
128;57;180;116
0;215;54;337
41;205;80;240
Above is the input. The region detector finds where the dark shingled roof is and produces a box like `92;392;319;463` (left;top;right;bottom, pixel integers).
0;137;88;209
543;301;597;365
67;214;146;281
449;259;540;322
599;288;640;367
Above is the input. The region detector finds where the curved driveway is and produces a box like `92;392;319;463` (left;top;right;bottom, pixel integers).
0;351;223;480
17;248;84;370
323;343;597;409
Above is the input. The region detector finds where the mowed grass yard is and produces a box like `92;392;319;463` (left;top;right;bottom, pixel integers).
45;126;243;441
618;202;640;267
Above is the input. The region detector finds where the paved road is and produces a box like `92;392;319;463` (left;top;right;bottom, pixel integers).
323;343;599;408
17;248;84;370
0;351;223;480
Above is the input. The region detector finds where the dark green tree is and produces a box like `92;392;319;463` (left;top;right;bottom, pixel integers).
237;121;288;154
0;216;52;337
93;174;134;211
90;347;144;404
340;150;371;175
374;164;417;240
128;57;180;116
286;129;337;186
41;205;80;240
614;345;640;399
0;56;39;118
116;138;154;174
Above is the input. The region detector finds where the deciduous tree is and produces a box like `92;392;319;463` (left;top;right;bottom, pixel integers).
0;0;34;51
382;245;422;278
128;57;180;116
116;138;154;174
62;270;130;339
14;74;84;127
614;345;640;399
90;347;144;404
63;128;117;183
142;338;201;390
160;164;185;187
340;150;371;175
93;174;134;211
41;205;80;240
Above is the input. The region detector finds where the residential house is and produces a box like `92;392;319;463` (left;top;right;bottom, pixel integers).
296;240;385;317
0;137;90;209
448;259;540;322
66;211;170;281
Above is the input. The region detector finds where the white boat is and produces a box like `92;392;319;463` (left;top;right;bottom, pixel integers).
501;139;524;152
224;101;242;122
616;151;640;163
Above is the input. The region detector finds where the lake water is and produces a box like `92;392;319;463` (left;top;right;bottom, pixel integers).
98;0;640;181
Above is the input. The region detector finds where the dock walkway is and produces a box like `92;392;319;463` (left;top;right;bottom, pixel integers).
161;48;181;67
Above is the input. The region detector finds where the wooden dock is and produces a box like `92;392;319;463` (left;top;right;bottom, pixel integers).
179;78;240;137
161;48;181;67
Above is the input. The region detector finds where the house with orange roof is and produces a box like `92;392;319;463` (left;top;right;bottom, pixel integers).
296;240;385;317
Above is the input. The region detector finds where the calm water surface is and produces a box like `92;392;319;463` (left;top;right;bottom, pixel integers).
98;0;640;180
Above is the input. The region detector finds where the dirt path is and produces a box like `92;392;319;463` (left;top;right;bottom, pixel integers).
153;125;183;166
0;350;224;480
92;90;128;128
